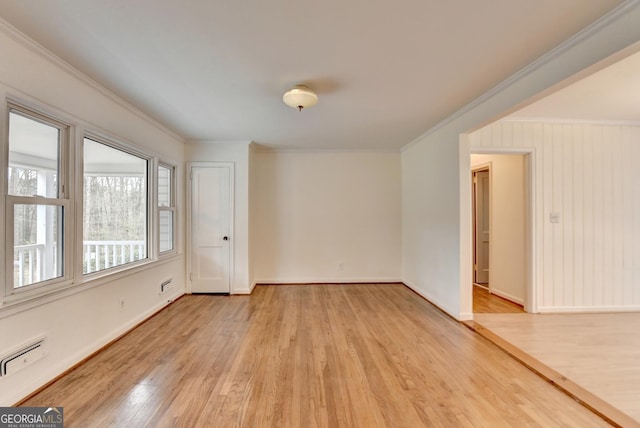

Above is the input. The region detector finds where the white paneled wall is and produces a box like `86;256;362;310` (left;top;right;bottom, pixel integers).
470;120;640;312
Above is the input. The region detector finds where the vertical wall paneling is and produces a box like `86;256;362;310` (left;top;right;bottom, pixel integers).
604;127;613;306
612;126;624;306
551;125;564;306
572;125;584;308
592;126;604;308
633;128;640;305
562;124;574;307
470;120;640;312
622;127;634;305
501;121;513;149
582;127;594;308
542;125;554;308
536;124;547;310
492;122;503;147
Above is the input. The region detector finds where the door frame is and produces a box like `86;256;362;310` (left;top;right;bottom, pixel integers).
460;145;537;316
186;162;235;294
471;163;492;290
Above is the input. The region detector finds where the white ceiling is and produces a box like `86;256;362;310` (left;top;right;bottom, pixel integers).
510;49;640;122
0;0;623;150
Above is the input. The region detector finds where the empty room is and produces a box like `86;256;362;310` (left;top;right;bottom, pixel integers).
0;1;639;427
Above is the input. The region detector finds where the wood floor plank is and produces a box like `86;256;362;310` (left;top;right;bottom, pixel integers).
473;285;524;313
21;284;610;427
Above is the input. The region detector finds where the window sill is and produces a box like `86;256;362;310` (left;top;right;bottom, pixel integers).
0;252;183;320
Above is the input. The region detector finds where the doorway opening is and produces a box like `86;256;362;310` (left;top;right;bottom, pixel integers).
471;154;527;314
472;167;490;288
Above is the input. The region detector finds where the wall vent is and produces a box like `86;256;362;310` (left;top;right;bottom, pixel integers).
1;338;45;377
160;278;173;293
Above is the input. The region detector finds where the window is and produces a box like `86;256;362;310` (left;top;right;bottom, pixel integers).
83;137;148;274
158;164;176;254
6;107;69;296
2;99;179;306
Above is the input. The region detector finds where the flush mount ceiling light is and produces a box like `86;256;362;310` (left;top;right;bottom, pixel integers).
283;85;318;111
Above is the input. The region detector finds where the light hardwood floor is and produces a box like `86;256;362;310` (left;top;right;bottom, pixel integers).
473;312;640;428
473;285;524;314
21;284;611;427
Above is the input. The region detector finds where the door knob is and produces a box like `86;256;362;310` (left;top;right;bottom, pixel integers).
223;236;229;241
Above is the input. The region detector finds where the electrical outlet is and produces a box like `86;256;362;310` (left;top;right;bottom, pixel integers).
550;212;560;223
338;262;344;270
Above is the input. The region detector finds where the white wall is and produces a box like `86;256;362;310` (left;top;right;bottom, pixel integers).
253;151;401;283
184;141;253;294
402;135;462;316
471;121;640;312
471;154;526;305
402;3;640;320
0;23;185;405
248;146;257;289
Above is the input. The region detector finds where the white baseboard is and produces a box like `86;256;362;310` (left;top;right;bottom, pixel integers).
537;305;640;314
256;277;402;284
489;288;524;306
458;312;474;321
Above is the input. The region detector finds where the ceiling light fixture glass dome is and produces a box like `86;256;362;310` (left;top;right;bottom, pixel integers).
283;85;318;111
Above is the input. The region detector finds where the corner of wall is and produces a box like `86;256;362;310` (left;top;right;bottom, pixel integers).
402;281;462;321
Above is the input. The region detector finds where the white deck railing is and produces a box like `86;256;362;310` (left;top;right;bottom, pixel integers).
13;243;46;288
83;240;146;273
14;241;146;286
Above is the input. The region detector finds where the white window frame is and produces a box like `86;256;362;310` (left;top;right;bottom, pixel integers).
3;104;73;303
81;133;152;278
0;93;180;312
158;162;177;256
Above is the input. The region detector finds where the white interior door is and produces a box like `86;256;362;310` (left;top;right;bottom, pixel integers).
473;169;490;285
190;165;232;293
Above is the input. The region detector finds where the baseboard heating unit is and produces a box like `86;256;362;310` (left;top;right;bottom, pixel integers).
0;338;46;377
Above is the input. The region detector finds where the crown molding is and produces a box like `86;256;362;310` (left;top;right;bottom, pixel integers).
0;17;185;144
249;146;401;154
187;139;253;146
190;140;400;154
401;0;640;152
502;117;640;127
